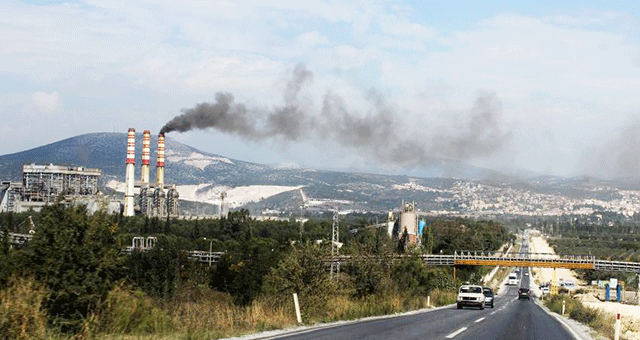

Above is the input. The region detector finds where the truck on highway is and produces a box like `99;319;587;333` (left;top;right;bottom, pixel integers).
508;272;518;285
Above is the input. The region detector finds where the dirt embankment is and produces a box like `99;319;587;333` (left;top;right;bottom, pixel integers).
530;235;640;340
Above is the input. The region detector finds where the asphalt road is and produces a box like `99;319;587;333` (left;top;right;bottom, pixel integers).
267;238;579;340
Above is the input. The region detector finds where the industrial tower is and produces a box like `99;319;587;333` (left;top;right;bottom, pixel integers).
124;128;136;216
330;210;340;279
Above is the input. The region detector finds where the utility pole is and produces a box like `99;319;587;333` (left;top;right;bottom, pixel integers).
219;192;227;218
330;210;340;280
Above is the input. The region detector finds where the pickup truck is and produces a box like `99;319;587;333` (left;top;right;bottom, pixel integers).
457;285;486;310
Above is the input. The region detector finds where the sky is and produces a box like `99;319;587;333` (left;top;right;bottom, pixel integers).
2;0;640;179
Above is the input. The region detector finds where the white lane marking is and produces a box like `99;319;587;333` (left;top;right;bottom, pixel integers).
446;327;468;339
475;317;486;323
490;311;497;315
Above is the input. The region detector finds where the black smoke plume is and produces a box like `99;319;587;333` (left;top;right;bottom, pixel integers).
160;65;511;166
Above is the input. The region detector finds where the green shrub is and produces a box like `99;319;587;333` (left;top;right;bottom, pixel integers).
429;288;457;306
544;295;601;331
16;205;123;334
263;244;334;317
96;283;173;335
569;304;598;324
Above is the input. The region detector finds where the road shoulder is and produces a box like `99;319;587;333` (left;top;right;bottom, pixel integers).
534;298;605;340
221;303;456;340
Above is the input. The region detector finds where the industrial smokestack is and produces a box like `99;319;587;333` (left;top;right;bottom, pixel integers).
140;130;151;184
141;130;151;184
156;133;165;189
124;128;136;216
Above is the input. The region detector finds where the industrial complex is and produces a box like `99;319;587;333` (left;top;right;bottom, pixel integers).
0;164;101;213
124;128;180;218
0;128;180;217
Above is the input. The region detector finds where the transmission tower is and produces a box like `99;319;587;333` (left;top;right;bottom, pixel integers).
330;210;340;279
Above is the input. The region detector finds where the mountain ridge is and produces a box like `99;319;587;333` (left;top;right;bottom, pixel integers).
2;132;639;216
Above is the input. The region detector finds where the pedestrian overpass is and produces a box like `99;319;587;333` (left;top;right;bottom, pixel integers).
421;251;640;273
325;251;640;274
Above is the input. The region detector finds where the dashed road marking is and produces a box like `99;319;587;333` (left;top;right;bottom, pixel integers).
475;317;485;323
490;311;497;315
446;327;468;338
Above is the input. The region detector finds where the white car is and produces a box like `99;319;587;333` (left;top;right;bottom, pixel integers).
457;285;486;310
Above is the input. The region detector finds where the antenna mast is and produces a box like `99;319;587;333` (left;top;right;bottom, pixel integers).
330;210;340;279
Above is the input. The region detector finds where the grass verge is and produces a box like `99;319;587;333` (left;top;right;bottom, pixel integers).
544;294;616;339
1;278;458;340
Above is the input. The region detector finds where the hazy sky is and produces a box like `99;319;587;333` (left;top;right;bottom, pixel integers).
2;1;640;179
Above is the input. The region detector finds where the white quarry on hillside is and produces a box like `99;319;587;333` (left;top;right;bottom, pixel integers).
183;184;303;208
164;150;234;170
106;180;301;208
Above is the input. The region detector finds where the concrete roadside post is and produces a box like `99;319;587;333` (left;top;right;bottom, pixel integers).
293;293;302;324
427;295;430;307
614;313;621;340
562;300;565;316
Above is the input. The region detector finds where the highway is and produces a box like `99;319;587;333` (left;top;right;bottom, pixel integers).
264;238;582;340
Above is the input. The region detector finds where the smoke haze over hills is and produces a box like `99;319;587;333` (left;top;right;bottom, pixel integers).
161;65;512;169
3;2;640;179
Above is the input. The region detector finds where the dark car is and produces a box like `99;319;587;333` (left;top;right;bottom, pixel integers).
483;287;494;308
518;288;530;300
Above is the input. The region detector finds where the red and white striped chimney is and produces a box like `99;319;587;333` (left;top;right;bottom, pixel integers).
156;133;165;189
141;130;151;184
124;128;136;216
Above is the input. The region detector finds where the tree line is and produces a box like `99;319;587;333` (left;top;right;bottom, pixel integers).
0;205;513;337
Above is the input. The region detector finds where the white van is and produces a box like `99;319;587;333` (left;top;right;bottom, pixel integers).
508;273;518;285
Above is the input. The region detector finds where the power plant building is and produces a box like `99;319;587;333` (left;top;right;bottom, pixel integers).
22;164;101;201
0;164;101;213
